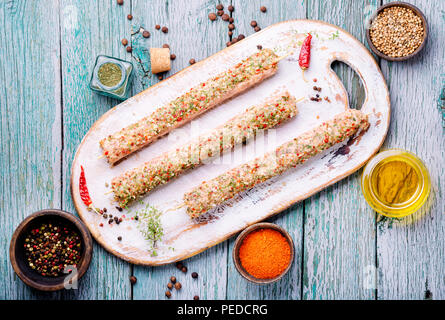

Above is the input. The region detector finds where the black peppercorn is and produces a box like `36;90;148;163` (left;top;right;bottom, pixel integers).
194;295;200;300
165;290;171;298
191;272;198;279
175;282;182;290
130;276;137;284
170;276;177;283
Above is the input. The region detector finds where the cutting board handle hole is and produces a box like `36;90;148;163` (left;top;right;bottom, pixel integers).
331;60;366;110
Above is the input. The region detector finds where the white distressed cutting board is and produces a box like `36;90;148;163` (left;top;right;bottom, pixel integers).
71;20;390;265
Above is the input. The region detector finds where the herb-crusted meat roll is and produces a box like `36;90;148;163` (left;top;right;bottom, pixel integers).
101;49;280;165
112;92;298;206
184;109;369;218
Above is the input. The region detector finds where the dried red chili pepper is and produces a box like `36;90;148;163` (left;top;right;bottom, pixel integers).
79;165;93;208
299;33;312;70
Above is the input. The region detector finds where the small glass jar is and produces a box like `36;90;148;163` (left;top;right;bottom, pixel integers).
89;55;133;100
361;149;430;218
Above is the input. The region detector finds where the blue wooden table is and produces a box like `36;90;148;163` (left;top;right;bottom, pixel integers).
1;0;444;300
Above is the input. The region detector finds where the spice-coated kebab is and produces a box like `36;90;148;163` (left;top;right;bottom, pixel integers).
184;109;369;218
112;92;299;207
100;49;281;165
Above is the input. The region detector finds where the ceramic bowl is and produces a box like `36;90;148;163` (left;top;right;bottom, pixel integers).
9;209;93;291
232;222;294;284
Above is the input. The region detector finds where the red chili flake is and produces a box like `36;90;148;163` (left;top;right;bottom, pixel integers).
299;34;312;70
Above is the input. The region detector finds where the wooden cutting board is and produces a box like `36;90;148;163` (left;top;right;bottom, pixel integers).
71;20;390;265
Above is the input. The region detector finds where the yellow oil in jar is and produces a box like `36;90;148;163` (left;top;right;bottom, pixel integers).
361;150;430;218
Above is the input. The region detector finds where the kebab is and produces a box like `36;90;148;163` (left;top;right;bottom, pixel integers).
183;109;369;218
112;92;300;207
101;49;282;165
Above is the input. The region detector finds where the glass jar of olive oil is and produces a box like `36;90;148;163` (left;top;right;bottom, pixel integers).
361;149;430;218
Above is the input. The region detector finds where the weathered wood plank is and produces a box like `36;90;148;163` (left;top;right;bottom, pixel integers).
0;0;62;300
377;0;445;300
131;0;231;300
60;0;132;299
303;0;379;300
226;0;306;300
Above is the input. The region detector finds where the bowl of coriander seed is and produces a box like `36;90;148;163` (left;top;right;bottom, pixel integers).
366;2;428;61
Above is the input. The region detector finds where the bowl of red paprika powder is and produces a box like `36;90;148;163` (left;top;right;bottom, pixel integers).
232;223;294;284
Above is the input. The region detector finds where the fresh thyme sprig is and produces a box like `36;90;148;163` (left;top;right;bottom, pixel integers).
136;203;164;256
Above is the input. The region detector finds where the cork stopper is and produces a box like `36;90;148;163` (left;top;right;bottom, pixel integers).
150;48;171;74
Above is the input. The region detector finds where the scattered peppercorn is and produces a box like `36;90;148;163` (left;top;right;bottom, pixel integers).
250;20;257;27
191;272;198;279
103;208;107;212
165;290;171;298
155;24;161;30
170;276;176;283
161;26;168;33
162;44;170;48
228;5;234;12
260;6;267;13
121;38;128;46
228;31;233;37
126;46;132;52
226;41;232;47
254;26;261;32
228;24;235;31
217;10;224;16
238;34;245;40
127;14;133;20
229;17;234;23
208;13;217;21
313;78;317;82
181;266;188;273
103;213;108;219
313;86;322;92
23;222;82;277
232;37;238;44
176;262;183;269
257;44;263;50
167;282;173;290
142;30;150;38
222;14;230;21
189;59;196;65
117;236;122;241
175;282;182;290
108;219;113;224
170;54;176;60
117;0;123;5
194;295;200;300
116;206;123;212
130;276;137;284
216;4;223;10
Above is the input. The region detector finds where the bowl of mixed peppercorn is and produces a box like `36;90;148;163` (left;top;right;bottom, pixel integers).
366;2;428;61
9;209;93;291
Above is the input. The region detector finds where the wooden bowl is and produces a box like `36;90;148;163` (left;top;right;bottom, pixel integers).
232;223;294;284
9;209;93;291
366;1;428;61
